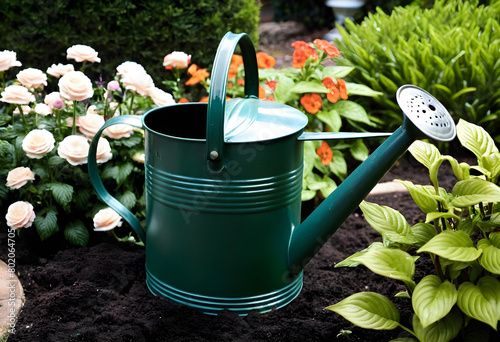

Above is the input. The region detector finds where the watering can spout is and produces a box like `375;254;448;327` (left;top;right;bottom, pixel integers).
288;85;456;274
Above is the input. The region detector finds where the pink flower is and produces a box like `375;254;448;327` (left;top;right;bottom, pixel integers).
6;201;36;229
93;207;123;231
57;135;89;166
163;51;191;70
107;80;120;91
6;167;35;189
148;87;175;107
0;85;36;105
22;129;55;159
46;63;75;78
17;68;48;90
58;71;94;101
66;44;101;63
78;113;105;138
116;61;154;96
0;50;22;72
103;123;134;140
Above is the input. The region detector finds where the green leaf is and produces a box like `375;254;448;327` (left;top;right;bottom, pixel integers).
103;162;134;185
457;119;498;159
476;276;500;321
64;220;89;247
477;236;500;275
48;155;65;167
47;182;74;206
410;223;436;248
34;208;59;241
117;190;137;210
417;230;482;262
326;292;400;330
318;175;337;199
451;179;500;207
348;246;416;288
335;242;384;268
320;66;355;79
334;100;373;125
412;275;457;328
349;139;368;161
273;76;297;104
408;140;441;171
398;180;446;213
316;109;342;132
360;201;418;245
457;281;498;330
344;82;383;97
289;81;330;94
328;150;347;180
412;309;463;342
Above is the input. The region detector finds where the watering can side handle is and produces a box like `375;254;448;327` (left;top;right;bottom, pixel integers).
206;32;259;169
88;115;146;243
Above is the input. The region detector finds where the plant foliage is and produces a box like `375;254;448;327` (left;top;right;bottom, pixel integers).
335;0;500;141
327;119;500;341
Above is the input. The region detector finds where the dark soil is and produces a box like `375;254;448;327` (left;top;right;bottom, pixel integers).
3;153;499;342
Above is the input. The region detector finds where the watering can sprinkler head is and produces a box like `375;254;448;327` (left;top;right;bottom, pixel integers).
288;85;456;274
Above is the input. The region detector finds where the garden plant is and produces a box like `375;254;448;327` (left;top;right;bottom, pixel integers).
335;0;500;141
327;119;500;341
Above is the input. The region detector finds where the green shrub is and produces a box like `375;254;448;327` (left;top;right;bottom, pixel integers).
0;0;260;87
335;0;500;141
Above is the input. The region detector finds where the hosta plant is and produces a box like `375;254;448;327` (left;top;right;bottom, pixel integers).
327;119;500;341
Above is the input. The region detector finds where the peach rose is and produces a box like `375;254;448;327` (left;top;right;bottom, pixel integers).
16;68;48;90
6;201;36;229
13;105;32;115
66;44;101;63
22;129;55;159
0;50;22;72
86;105;99;115
78;113;105;138
163;51;191;69
46;63;75;78
6;167;35;189
103;123;134;140
34;103;52;116
57;135;89;165
96;137;113;164
0;85;36;105
148;87;175;107
58;71;94;101
93;207;123;231
116;61;154;96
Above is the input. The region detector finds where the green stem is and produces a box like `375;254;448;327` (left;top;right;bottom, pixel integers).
72;102;77;135
80;61;87;73
128;91;135;114
1;71;5;90
17;105;28;130
397;323;417;338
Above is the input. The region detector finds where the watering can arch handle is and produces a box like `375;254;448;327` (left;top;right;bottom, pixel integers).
88;115;146;243
206;31;259;167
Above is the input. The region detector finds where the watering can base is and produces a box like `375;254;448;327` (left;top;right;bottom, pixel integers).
146;267;304;316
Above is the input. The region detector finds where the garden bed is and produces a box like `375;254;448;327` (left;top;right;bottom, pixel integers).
3;154;497;342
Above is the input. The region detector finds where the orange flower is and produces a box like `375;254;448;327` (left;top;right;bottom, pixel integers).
313;39;341;57
291;40;318;69
316;141;333;165
178;98;189;103
300;93;322;114
322;77;348;103
267;80;278;91
185;64;210;86
256;52;276;69
228;54;243;79
237;79;245;86
337;78;348;100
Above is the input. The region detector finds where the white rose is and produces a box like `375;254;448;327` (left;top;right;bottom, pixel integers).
0;50;22;72
148;87;175;107
67;44;101;63
6;167;35;189
93;207;123;231
116;61;146;76
0;85;36;105
16;68;48;90
34;103;52;116
58;71;94;101
163;51;191;69
78;113;105;138
96;138;113;164
22;129;55;159
47;63;75;78
86;105;99;115
6;201;36;229
57;135;89;166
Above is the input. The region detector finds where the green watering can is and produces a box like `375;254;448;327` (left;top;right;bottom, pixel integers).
88;32;456;315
